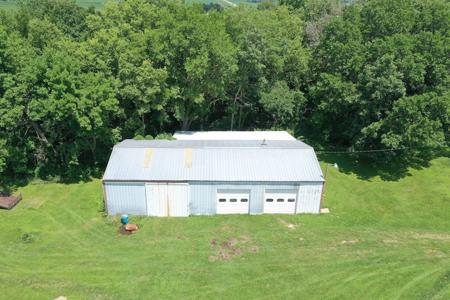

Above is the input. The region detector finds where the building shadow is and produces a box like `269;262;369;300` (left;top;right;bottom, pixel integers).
318;152;434;181
0;176;29;195
0;166;101;194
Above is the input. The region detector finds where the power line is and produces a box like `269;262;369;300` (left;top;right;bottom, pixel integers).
316;147;407;154
316;139;448;154
316;140;447;154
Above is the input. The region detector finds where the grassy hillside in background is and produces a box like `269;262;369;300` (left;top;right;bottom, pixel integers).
1;157;449;299
185;0;259;6
0;0;110;9
0;0;258;9
0;0;16;9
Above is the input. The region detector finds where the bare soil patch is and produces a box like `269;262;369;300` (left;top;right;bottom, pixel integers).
209;235;258;262
382;238;399;244
412;232;450;241
341;239;358;245
118;226;132;235
278;218;299;230
425;249;448;258
320;208;330;214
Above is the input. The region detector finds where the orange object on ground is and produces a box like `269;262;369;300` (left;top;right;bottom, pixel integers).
124;223;138;231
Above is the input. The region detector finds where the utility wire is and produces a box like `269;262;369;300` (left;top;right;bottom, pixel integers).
316;147;408;154
316;141;446;154
316;139;448;154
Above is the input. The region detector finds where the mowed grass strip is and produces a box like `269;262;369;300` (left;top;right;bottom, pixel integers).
0;157;449;299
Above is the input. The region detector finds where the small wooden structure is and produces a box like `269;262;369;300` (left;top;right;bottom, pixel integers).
0;194;22;209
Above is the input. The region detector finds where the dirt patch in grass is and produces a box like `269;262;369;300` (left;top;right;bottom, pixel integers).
412;232;450;241
220;224;235;232
382;238;400;244
278;218;299;230
118;226;133;235
19;231;41;243
341;239;358;245
22;197;45;209
240;234;251;243
209;235;258;262
426;249;448;258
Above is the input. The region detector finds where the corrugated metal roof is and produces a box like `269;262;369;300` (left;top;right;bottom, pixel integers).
103;140;324;182
174;131;296;141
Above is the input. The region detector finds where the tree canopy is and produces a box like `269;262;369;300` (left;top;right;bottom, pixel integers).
0;0;448;181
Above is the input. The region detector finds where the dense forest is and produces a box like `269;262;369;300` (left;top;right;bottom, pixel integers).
0;0;448;181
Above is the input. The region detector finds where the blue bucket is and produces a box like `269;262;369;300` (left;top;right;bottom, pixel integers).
120;214;129;225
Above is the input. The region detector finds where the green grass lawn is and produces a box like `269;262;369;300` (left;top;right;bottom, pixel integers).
1;157;449;299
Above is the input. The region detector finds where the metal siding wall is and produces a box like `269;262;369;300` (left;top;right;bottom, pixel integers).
104;182;147;215
189;183;216;215
104;181;322;216
249;185;264;213
296;182;323;214
168;184;189;217
189;182;301;215
147;183;166;216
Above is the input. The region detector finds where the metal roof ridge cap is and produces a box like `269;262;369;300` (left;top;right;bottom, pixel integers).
135;146;312;149
113;146;313;150
113;140;314;149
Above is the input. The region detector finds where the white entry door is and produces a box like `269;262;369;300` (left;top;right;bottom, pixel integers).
216;190;250;214
146;183;189;217
264;189;297;214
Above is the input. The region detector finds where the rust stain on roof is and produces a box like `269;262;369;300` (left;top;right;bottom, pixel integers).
143;148;153;168
184;148;193;168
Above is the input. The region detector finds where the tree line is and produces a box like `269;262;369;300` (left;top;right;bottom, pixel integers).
0;0;448;181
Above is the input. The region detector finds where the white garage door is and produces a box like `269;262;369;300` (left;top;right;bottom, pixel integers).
216;190;250;214
146;183;189;217
264;189;297;214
